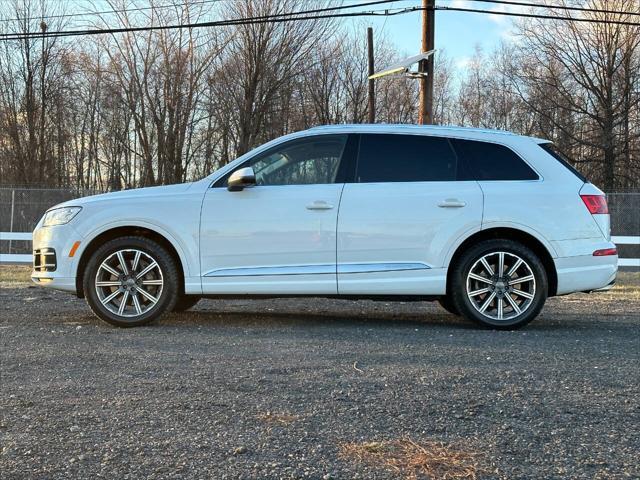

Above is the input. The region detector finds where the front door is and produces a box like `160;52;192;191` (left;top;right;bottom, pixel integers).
200;134;352;295
337;133;484;295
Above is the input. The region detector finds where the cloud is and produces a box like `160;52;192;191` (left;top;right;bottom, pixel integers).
486;3;530;24
449;0;473;7
456;57;472;70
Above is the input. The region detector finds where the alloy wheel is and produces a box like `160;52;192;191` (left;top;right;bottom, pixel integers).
94;249;164;318
466;251;536;322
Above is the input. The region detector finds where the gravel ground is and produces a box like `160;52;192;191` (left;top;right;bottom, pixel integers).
1;278;639;479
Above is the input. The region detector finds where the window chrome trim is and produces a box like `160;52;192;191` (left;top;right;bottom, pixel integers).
203;262;430;277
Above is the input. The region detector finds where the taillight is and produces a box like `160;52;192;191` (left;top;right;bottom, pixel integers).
580;194;608;214
593;248;617;256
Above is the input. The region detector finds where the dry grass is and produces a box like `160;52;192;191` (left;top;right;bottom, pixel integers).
255;411;300;426
0;265;31;283
340;438;482;480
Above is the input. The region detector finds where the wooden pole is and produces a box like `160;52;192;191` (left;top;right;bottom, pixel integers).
418;0;435;125
367;27;375;124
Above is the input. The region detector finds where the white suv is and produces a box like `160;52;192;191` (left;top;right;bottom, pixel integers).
32;125;617;329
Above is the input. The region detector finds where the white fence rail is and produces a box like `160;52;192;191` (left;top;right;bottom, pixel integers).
0;232;32;264
2;232;639;267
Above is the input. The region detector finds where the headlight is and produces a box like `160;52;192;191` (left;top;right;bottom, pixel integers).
42;207;82;227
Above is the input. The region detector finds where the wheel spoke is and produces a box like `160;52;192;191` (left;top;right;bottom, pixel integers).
137;287;158;305
118;291;129;315
498;252;505;277
141;279;163;286
507;258;524;277
101;289;122;306
132;251;142;272
505;294;522;315
132;294;143;314
479;291;496;313
468;272;493;284
469;287;490;297
480;257;494;276
100;263;120;277
497;298;504;319
96;281;121;287
136;261;158;280
116;251;129;275
512;288;534;300
510;274;534;285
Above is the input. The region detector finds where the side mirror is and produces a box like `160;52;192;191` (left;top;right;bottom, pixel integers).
227;167;256;191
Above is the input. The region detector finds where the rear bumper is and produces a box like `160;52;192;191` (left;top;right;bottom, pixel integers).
588;279;616;292
554;252;617;296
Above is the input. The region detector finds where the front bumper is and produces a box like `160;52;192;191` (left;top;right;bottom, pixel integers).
31;223;83;294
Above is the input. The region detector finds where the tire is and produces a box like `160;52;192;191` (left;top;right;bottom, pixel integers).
437;296;460;316
173;295;201;312
83;236;179;327
449;239;548;329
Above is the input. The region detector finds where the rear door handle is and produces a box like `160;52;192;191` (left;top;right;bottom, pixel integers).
306;200;334;210
438;199;466;208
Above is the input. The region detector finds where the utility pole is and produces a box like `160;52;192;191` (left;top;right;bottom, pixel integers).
40;20;47;178
418;0;435;125
367;27;375;123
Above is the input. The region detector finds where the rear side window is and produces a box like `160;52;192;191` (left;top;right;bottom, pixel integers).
451;139;539;181
539;143;587;182
356;134;457;183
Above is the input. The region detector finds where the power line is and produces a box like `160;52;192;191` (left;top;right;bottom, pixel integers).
0;0;224;23
0;0;403;39
435;5;640;26
0;4;412;41
1;2;639;42
469;0;640;17
0;0;397;24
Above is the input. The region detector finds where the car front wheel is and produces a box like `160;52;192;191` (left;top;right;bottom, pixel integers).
450;239;548;329
83;236;179;327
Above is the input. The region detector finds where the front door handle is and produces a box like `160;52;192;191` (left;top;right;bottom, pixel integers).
306;200;334;210
438;199;466;208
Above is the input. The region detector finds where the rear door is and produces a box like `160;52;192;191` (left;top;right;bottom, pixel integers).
336;133;483;295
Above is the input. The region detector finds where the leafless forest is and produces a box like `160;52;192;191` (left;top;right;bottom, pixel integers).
0;0;638;191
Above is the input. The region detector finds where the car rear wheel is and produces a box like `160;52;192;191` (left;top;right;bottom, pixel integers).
450;239;548;329
83;236;179;327
173;295;201;312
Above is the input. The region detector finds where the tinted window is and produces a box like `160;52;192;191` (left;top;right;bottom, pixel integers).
356;134;458;183
218;135;347;187
451;139;539;181
539;143;587;182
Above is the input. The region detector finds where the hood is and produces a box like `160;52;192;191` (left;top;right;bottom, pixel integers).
51;182;196;210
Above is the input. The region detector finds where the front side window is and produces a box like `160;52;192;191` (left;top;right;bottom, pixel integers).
219;135;348;187
450;138;539;181
356;134;458;183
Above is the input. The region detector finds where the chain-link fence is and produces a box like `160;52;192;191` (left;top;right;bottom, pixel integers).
0;187;103;255
608;193;640;236
1;187;639;258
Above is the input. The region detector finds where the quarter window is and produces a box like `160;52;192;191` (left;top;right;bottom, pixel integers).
450;138;539;181
356;134;458;183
